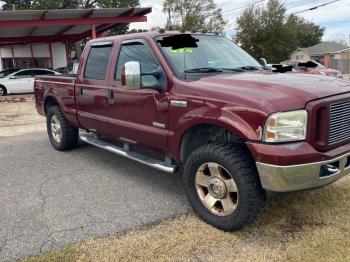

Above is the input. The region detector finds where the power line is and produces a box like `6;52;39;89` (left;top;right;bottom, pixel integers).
286;0;318;10
222;0;267;14
292;0;341;14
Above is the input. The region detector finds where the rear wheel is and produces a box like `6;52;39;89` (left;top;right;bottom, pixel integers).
183;143;266;231
0;86;7;96
47;105;79;151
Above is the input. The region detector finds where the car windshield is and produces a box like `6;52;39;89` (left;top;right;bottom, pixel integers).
156;34;262;80
312;61;326;69
0;69;19;78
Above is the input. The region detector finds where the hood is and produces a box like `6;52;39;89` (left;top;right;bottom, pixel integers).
191;70;350;113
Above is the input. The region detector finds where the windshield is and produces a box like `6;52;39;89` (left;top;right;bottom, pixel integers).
0;69;19;78
312;61;326;69
156;34;262;80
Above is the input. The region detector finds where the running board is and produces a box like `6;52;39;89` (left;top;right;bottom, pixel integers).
79;134;176;173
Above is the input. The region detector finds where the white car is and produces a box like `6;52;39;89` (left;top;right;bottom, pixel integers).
0;68;60;96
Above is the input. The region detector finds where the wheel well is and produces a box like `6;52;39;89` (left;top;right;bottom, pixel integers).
44;97;59;115
180;124;244;163
0;84;7;94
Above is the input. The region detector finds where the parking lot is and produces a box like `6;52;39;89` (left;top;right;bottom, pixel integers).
0;96;189;261
1;95;350;261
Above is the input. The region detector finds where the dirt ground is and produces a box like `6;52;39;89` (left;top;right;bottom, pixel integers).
0;95;46;137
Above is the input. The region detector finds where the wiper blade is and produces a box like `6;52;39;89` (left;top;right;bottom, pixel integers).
234;66;261;71
219;68;245;72
184;67;223;73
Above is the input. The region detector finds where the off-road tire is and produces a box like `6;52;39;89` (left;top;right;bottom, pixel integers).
0;85;7;96
47;105;79;151
183;143;266;231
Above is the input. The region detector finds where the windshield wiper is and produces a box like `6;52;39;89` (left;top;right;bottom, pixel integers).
184;67;223;73
219;68;245;72
234;66;261;71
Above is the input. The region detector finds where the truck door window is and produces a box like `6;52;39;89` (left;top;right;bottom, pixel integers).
84;45;112;80
116;41;159;84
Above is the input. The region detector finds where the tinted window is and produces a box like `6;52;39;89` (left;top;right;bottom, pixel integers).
33;70;55;76
84;45;112;80
13;70;33;78
116;41;159;80
0;69;19;78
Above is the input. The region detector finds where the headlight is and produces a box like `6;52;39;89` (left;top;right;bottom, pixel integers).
263;110;308;143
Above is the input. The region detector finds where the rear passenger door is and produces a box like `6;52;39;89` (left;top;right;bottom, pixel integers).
76;42;114;136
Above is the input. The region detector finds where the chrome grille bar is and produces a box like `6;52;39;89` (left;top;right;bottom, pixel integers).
329;100;350;145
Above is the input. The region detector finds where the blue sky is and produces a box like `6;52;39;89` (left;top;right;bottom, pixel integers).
133;0;350;44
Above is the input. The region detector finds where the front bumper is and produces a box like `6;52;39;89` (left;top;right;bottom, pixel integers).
256;151;350;192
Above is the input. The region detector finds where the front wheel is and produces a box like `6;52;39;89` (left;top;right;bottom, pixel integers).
183;143;266;231
47;105;79;151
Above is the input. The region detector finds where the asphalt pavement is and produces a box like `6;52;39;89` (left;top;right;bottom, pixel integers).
0;132;190;261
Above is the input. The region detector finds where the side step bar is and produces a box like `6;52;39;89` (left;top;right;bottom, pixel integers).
79;134;177;173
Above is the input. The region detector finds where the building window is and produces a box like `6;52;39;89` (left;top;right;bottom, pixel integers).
2;57;51;70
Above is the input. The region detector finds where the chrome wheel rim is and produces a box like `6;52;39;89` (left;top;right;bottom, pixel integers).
195;162;238;216
51;115;62;143
0;88;4;96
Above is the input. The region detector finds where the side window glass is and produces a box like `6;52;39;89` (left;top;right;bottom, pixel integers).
13;70;32;79
34;70;54;76
116;42;159;84
84;45;112;80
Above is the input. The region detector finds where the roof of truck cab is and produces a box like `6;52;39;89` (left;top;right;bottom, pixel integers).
88;31;223;44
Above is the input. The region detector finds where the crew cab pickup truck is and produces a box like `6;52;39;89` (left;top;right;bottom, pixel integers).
35;31;350;231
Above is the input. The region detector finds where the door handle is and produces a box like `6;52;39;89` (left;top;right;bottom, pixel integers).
107;89;114;104
79;86;84;96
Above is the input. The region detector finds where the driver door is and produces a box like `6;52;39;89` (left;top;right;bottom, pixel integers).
110;39;170;154
6;69;34;93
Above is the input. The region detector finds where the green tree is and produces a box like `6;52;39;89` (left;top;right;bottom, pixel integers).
2;0;32;10
235;0;324;63
163;0;227;33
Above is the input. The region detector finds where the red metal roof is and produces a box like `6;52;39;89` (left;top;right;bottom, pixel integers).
0;8;151;46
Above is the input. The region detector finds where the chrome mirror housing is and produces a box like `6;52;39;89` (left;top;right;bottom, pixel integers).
122;61;141;90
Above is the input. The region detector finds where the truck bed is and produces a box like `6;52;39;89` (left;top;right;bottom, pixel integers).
34;75;79;127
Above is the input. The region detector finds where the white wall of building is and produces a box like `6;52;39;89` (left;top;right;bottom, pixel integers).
13;45;31;57
0;47;13;58
52;42;67;69
32;44;50;57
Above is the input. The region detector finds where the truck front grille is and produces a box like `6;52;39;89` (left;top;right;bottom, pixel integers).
329;100;350;145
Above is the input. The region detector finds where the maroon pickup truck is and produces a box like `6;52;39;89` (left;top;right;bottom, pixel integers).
35;31;350;231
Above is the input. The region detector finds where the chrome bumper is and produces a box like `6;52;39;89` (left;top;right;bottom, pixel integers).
256;152;350;192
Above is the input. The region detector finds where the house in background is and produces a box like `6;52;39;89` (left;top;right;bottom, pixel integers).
290;42;349;63
327;47;350;76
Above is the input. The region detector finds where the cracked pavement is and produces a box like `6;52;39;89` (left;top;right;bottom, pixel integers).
0;133;190;261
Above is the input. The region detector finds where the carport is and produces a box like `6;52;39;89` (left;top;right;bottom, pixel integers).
0;8;151;70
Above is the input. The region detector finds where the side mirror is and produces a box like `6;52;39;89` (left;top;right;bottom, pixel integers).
122;61;141;90
258;58;268;69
